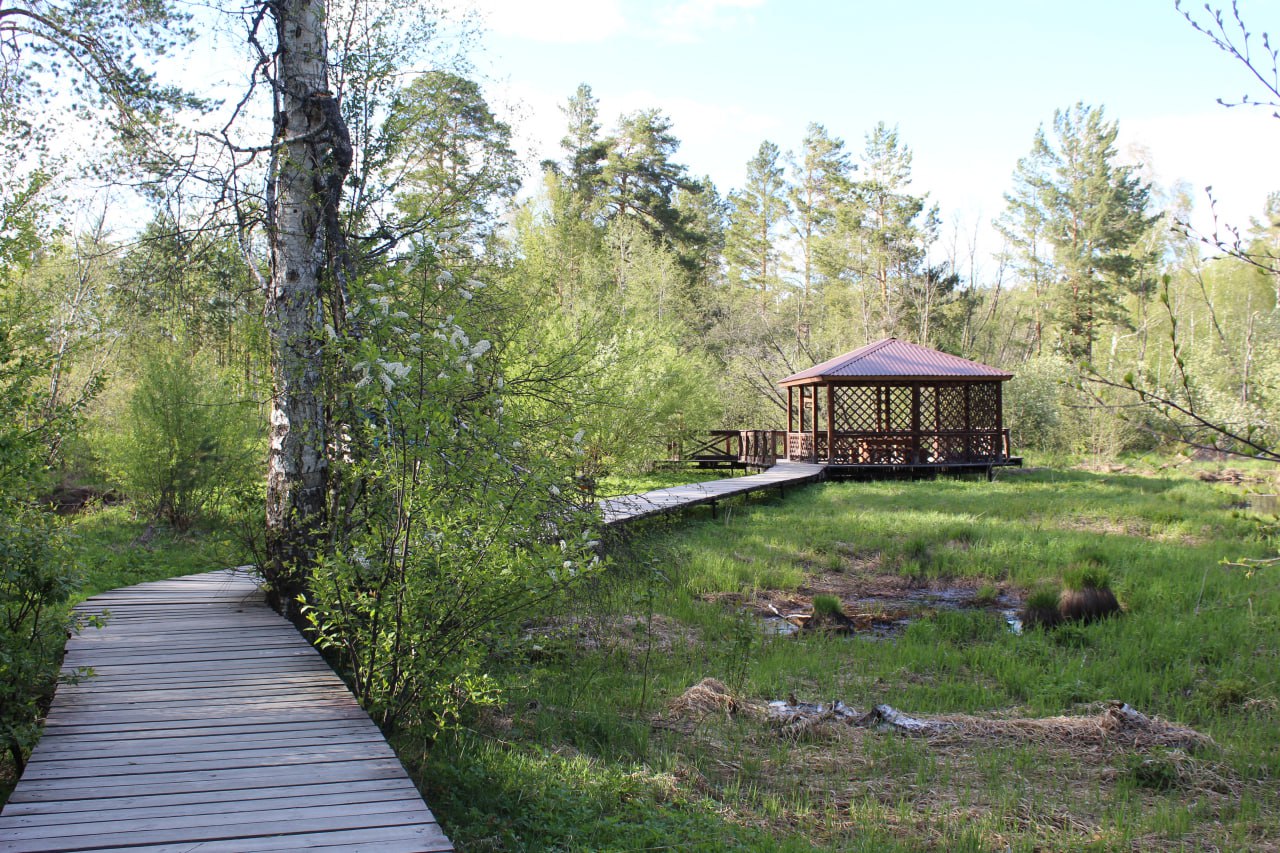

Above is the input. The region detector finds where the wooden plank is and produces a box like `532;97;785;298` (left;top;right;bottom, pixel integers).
0;568;452;850
20;743;402;780
7;758;413;800
30;726;386;758
29;728;385;760
84;824;453;853
0;807;442;852
600;462;824;525
1;777;417;817
0;796;432;842
29;716;375;744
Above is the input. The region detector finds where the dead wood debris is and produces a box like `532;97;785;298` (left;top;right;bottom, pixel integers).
658;681;1214;753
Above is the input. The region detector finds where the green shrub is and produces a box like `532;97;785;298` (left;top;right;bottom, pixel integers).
1063;566;1112;592
0;501;78;770
1020;587;1062;630
811;593;843;616
102;347;261;529
974;583;999;605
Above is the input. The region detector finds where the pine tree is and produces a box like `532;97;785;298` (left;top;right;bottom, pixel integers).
999;103;1156;361
786;123;853;328
725;141;789;314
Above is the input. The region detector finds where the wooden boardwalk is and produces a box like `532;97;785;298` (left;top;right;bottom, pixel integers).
600;462;825;526
0;569;451;853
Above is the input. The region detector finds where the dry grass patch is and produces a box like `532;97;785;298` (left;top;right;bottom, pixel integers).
652;679;1251;850
524;613;698;660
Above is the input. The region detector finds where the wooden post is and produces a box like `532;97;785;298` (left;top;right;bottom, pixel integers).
995;381;1005;461
910;383;921;464
811;384;820;463
963;383;972;462
933;384;943;462
826;384;834;464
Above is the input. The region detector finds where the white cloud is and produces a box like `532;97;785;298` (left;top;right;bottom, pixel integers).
469;0;627;44
656;0;765;43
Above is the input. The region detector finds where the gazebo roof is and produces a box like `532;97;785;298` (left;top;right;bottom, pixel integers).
780;338;1013;386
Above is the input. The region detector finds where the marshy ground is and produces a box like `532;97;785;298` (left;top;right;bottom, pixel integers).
416;461;1280;851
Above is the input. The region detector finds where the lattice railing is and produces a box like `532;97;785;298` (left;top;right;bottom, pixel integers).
787;429;1010;464
832;386;878;431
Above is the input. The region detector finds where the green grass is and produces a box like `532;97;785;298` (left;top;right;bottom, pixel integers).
420;466;1280;850
68;505;253;600
597;467;742;497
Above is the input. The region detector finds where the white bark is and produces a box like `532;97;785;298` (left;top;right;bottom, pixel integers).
264;0;352;599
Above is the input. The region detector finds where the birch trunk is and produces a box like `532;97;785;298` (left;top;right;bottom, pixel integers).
264;0;352;613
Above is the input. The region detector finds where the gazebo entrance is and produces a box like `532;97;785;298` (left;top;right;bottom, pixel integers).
781;339;1018;471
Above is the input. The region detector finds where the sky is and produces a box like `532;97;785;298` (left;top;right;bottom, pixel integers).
463;0;1280;264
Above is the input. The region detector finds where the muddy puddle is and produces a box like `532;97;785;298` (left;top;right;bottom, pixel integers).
757;587;1022;639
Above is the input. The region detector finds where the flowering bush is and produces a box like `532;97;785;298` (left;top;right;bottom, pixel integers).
299;265;601;733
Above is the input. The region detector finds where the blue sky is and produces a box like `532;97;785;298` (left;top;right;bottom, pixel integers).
468;0;1279;263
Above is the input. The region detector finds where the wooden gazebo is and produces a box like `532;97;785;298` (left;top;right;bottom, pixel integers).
780;338;1019;473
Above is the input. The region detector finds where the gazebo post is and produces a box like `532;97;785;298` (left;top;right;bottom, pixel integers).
826;384;834;464
996;382;1005;461
811;384;819;463
963;385;972;462
910;383;921;464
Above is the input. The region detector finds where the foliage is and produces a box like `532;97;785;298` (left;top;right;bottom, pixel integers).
1004;354;1073;451
299;264;602;733
0;498;76;771
0;0;201;159
99;345;261;529
0;265;82;772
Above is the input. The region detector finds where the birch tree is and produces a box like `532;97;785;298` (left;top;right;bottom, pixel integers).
254;0;354;607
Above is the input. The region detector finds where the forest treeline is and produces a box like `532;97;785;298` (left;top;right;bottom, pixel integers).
11;84;1277;483
1;0;1277;771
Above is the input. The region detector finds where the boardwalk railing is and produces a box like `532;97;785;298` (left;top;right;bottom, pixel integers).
666;430;787;468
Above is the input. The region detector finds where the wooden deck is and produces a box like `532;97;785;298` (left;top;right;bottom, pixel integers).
600;462;825;526
0;569;452;852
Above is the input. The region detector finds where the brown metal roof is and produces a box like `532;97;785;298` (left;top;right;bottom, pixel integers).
779;338;1013;385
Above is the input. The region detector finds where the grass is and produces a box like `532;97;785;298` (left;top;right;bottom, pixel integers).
67;505;254;600
9;461;1279;848
597;467;741;497
418;465;1280;851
